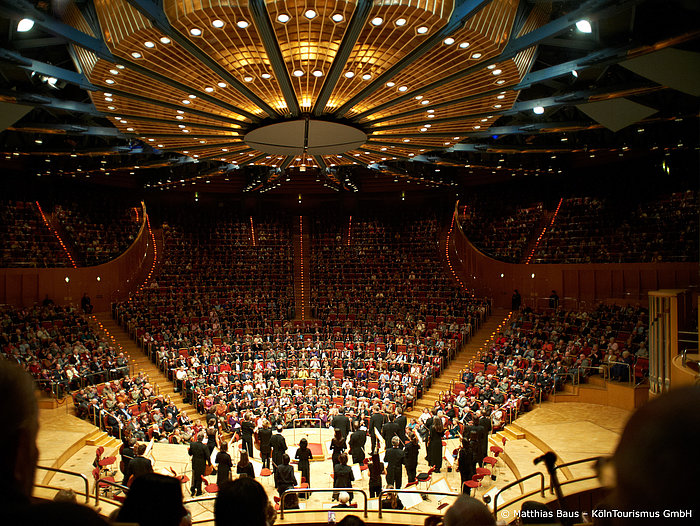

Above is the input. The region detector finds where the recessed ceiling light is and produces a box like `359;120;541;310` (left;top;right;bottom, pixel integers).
495;79;505;84
533;106;545;114
471;52;482;59
144;41;155;48
244;76;254;82
492;69;502;75
182;100;191;104
178;124;185;128
261;73;272;79
312;70;323;77
103;93;112;97
497;94;505;99
386;81;395;87
361;73;371;80
344;71;355;78
331;13;344;23
395;18;407;26
217;82;227;88
459;42;470;49
371;17;383;26
293;70;304;77
177;110;185;114
304;9;317;19
176;115;184;120
417;26;428;34
131;52;142;59
421;100;429;105
474;125;481;129
188;94;196;99
403;139;410;142
427;109;434;113
424;124;431;128
398;86;408;92
444;37;455;45
420;128;427;132
160;37;171;44
107;106;115;110
205;87;214;92
109;69;119;75
277;14;291;23
236;20;249;29
212;20;225;28
182;129;189;133
126;127;134;131
104;97;113;102
427;114;434;118
105;78;115;84
493;104;502;108
190;28;202;36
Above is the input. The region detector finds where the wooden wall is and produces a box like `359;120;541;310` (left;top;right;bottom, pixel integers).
0;204;155;312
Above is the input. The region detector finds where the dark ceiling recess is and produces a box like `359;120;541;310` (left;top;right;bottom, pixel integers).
0;0;697;195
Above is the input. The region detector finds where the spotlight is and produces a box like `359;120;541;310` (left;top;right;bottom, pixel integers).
533;106;544;115
17;18;34;32
575;19;592;33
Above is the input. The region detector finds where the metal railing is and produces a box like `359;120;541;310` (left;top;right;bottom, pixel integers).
279;487;369;519
35;465;91;504
94;477;129;507
550;456;605;494
604;361;633;385
377;489;459;519
492;471;546;517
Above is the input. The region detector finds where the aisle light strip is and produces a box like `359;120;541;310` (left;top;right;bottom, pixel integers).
135;213;158;295
36;201;77;268
525;197;563;264
347;216;352;246
299;216;305;321
446;211;473;296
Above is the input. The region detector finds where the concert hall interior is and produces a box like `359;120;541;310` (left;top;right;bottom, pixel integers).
0;0;698;525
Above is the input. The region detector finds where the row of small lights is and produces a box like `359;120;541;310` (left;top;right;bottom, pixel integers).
135;213;158;296
35;201;78;268
347;216;352;246
524;197;563;264
445;211;470;294
299;216;305;321
476;312;513;361
250;216;256;246
94;316;125;358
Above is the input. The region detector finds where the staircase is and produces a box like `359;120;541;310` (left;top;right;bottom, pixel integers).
91;314;205;426
406;308;526;441
293;215;312;320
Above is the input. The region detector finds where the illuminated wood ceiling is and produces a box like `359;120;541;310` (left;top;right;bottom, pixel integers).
61;0;547;172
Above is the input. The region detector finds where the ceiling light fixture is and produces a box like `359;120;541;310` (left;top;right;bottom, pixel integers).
237;20;249;29
17;18;34;32
190;28;202;36
144;41;155;48
576;19;592;33
131;52;142;59
371;17;383;26
304;9;317;19
331;14;344;23
395;18;407;26
417;26;428;34
277;14;291;23
160;37;171;44
217;82;227;88
444;37;455;45
459;42;470;48
212;20;225;28
293;70;304;77
533;106;545;114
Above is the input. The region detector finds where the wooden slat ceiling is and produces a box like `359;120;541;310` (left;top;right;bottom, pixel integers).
64;0;549;173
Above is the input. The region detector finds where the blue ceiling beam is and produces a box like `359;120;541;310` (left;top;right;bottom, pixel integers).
249;0;300;116
347;0;642;121
312;0;374;116
332;0;492;118
123;0;278;118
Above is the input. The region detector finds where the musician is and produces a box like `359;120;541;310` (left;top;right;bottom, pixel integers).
348;421;367;465
240;411;255;458
270;425;287;471
119;438;136;485
369;405;386;451
188;432;211;497
332;407;351;440
258;419;273;469
384;436;405;489
216;442;233;485
125;443;153;485
404;434;420;484
295;438;313;486
273;453;297;497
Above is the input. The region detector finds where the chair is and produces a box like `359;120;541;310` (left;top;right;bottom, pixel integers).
416;466;435;490
260;467;273;485
201;476;219;494
463;474;483;496
92;467;116;497
476;467;492;486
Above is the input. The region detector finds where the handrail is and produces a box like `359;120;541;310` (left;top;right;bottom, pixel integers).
605;360;633;385
493;471;546;518
574;365;604;384
95;477;129;507
377;489;459;519
549;456;605;494
280;487;369;519
35;465;91;504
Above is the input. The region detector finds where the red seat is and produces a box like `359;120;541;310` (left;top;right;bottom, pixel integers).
202;476;219;493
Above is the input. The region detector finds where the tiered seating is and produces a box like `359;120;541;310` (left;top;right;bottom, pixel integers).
0;200;72;267
53;200;141;266
434;303;649;428
459;201;544;263
113;211;489;435
0;304;129;396
532;190;698;263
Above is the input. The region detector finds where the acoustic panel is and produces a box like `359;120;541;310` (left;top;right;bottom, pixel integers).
576;98;657;133
621;48;700;97
0;102;32;132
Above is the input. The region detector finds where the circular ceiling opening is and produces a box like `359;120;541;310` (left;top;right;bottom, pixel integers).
244;119;367;156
